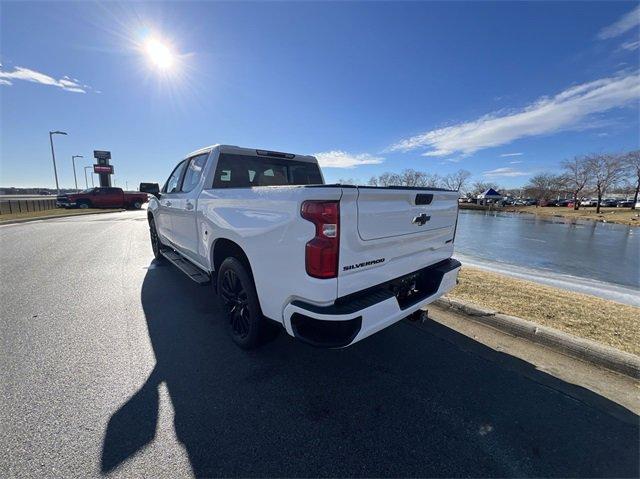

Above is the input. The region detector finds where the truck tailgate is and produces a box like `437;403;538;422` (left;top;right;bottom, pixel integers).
356;187;457;240
338;186;459;297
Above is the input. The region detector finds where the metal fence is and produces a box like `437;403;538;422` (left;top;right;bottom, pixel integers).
0;198;58;215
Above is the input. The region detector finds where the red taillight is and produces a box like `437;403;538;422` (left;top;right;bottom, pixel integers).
301;200;339;279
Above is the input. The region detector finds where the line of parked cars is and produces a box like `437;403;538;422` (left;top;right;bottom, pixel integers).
579;198;635;208
460;196;637;208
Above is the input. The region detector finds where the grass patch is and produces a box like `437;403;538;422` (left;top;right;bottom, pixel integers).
449;267;640;356
0;208;113;222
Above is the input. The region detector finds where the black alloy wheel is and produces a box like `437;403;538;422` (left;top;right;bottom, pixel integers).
219;269;251;340
216;257;265;349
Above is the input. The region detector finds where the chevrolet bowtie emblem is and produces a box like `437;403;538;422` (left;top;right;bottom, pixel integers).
412;213;431;226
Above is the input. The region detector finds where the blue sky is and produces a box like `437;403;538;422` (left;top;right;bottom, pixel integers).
1;1;639;189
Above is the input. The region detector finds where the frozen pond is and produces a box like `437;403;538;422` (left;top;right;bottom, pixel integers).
454;209;640;306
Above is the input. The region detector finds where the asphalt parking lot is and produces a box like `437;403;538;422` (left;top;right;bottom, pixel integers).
1;210;638;478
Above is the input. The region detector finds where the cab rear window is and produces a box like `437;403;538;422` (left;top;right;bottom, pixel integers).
212;154;323;188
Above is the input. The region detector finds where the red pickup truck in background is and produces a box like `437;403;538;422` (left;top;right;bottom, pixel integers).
57;187;149;209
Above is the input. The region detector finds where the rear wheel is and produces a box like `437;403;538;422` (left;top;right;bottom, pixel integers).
77;200;91;209
149;217;163;261
132;201;142;209
217;257;265;349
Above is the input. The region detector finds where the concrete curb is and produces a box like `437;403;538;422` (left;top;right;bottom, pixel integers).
0;209;126;226
433;297;640;379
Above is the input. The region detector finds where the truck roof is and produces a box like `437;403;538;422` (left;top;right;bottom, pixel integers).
186;144;318;164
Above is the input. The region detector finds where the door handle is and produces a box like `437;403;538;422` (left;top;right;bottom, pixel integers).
186;202;194;211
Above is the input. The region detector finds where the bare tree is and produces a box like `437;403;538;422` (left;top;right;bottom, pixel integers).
337;177;356;185
400;169;427;187
369;172;402;186
624;150;640;210
561;156;591;210
585;153;626;213
524;173;565;205
368;169;442;188
442;169;472;193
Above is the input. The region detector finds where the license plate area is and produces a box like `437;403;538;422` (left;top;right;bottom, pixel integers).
389;268;443;310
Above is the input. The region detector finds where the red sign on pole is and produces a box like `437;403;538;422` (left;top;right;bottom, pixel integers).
94;164;114;174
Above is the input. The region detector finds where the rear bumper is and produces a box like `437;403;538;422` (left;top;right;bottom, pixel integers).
283;258;461;348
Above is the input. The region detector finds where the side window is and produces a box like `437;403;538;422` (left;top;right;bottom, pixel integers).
163;160;188;193
180;154;208;193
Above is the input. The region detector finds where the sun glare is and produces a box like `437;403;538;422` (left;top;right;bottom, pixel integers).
144;38;174;69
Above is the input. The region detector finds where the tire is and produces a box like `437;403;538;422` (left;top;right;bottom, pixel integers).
77;200;91;209
133;201;142;210
149;217;164;261
217;257;265;349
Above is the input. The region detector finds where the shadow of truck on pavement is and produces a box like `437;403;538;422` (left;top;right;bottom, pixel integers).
101;260;639;477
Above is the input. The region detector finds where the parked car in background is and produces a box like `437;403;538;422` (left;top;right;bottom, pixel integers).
580;198;597;207
600;198;618;207
57;187;149;209
616;200;634;208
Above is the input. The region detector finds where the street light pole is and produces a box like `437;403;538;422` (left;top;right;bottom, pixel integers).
49;131;67;195
72;155;83;191
83;166;92;189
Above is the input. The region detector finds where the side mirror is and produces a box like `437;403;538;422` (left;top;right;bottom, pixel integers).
139;182;160;198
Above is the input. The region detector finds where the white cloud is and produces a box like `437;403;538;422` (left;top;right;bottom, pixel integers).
0;66;88;93
509;160;523;164
389;72;640;156
314;150;384;168
597;5;640;39
483;167;529;178
500;152;523;157
621;40;640;51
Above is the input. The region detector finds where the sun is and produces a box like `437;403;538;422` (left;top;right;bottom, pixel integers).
144;38;174;69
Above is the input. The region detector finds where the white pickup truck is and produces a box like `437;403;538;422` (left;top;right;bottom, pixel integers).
147;145;461;349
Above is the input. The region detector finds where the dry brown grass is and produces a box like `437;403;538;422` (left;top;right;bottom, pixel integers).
448;267;640;356
0;208;112;223
504;205;640;227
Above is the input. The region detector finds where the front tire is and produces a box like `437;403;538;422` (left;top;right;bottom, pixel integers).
77;200;91;209
132;201;143;209
217;257;265;349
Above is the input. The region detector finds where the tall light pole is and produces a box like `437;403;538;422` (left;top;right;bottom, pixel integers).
71;155;83;191
49;131;67;195
83;166;92;189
